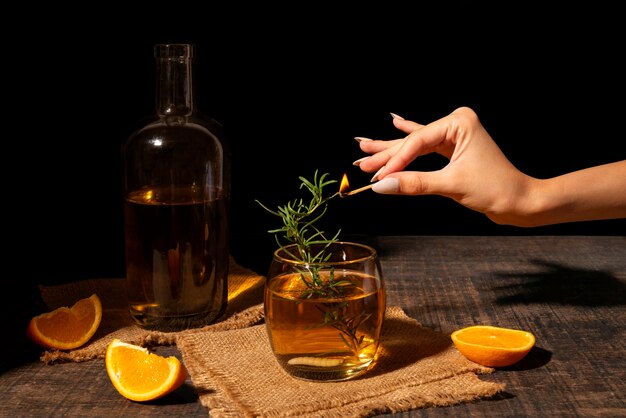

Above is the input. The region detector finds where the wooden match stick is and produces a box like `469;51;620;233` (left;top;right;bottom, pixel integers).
340;183;376;197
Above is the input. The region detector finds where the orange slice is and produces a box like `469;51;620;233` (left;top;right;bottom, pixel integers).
27;293;102;350
451;325;535;367
105;339;188;402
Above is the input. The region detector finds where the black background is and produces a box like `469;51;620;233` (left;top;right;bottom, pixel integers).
6;3;625;289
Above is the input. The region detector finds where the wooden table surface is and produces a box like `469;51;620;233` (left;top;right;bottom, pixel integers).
2;236;625;417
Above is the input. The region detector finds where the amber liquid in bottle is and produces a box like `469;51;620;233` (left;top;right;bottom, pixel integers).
123;44;229;331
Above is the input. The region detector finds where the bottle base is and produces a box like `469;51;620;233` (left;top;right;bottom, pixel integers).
130;308;225;332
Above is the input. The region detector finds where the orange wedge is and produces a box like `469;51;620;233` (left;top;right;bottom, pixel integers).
27;293;102;350
451;325;535;367
105;339;188;402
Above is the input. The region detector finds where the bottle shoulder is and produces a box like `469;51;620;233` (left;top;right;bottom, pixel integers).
125;115;225;143
130;115;221;132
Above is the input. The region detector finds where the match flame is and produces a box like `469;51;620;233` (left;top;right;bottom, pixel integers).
339;173;350;194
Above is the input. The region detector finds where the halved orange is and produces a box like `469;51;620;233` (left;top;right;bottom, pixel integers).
105;339;188;402
451;325;535;367
27;293;102;350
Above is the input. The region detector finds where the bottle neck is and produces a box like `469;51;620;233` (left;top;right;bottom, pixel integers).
154;44;194;119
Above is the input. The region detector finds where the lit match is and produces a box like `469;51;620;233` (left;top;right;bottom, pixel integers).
340;183;375;197
338;173;376;197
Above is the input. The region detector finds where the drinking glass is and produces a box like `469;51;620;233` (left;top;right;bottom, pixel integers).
264;242;386;381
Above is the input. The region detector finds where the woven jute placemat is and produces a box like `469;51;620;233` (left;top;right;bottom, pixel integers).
177;305;504;417
35;258;505;416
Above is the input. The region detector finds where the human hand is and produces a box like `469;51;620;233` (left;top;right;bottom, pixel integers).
355;107;626;226
354;107;535;226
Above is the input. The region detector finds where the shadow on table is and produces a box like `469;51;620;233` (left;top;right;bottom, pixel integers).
0;280;48;374
474;347;553;404
500;346;552;371
489;260;626;307
142;381;200;405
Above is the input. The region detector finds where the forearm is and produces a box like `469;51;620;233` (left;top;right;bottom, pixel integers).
523;160;626;226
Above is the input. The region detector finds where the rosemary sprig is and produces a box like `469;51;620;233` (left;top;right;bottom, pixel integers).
256;170;350;294
255;170;341;260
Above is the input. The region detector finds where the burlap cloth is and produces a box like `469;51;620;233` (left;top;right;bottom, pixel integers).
36;257;505;417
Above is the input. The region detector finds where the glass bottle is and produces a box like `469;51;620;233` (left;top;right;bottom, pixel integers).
122;44;229;331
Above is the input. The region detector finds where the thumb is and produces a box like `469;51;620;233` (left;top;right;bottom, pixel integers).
372;172;448;196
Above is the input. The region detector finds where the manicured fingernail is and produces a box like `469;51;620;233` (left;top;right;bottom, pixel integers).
372;177;400;194
354;136;373;143
371;166;385;182
352;156;370;166
390;112;405;120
